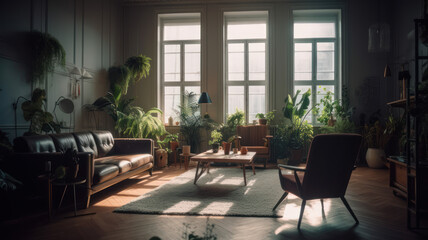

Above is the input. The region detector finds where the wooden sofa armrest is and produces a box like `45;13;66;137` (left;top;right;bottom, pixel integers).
111;138;154;156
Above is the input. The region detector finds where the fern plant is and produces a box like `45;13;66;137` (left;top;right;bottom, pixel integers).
28;31;66;83
125;54;151;84
116;107;166;140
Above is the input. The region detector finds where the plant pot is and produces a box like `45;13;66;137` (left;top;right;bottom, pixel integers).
258;118;268;125
212;143;219;153
156;149;168;168
288;148;304;165
366;148;386;168
222;142;231;155
170;141;179;152
182;145;191;155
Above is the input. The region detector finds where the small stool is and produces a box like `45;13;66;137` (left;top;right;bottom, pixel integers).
52;178;95;218
179;153;196;170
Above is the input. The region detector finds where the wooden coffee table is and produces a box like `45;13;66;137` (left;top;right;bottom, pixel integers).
190;150;256;186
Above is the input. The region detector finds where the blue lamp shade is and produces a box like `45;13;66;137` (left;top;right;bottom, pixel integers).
198;92;212;104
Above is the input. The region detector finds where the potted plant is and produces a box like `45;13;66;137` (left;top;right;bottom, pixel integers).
209;130;222;153
21;88;60;135
157;133;179;168
363;121;393;168
273;89;314;165
255;110;276;125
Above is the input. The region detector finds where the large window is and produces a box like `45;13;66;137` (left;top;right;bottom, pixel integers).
293;10;341;123
224;11;268;123
159;13;201;122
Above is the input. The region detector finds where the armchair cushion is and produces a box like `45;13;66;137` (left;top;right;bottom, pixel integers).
50;133;78;153
279;170;304;197
91;131;114;158
73;132;98;158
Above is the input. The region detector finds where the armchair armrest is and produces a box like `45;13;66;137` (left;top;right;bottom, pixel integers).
278;164;306;172
111;138;154;156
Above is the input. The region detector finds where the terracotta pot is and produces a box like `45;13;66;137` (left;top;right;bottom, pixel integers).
258;118;268;125
288;148;304;165
327;115;336;126
240;146;248;155
182;145;191;155
366;148;386;168
170;141;179;152
223;142;231;155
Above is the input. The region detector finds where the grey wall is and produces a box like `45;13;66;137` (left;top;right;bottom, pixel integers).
0;0;123;141
122;0;421;125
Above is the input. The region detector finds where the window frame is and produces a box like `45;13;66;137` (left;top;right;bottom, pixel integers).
292;13;341;125
159;15;202;122
224;12;269;123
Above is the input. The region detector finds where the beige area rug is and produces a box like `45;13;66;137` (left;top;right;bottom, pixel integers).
114;168;287;217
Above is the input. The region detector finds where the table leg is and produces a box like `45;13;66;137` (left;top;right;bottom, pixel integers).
242;163;247;186
73;184;77;216
185;157;189;170
58;185;68;209
194;161;200;184
48;179;52;219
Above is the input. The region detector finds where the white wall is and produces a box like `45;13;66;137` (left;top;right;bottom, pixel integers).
122;0;421;125
0;0;123;141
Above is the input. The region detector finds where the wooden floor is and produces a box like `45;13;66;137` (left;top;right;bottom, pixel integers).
2;163;428;240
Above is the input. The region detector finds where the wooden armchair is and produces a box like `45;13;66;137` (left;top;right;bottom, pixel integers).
235;125;272;168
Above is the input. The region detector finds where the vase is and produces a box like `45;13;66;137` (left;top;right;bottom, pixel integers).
223;142;231;155
240;146;248;155
170;141;179;151
156;149;168;168
211;143;219;153
182;145;191;155
366;148;386;168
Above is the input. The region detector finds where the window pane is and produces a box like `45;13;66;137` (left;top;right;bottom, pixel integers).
294;43;312;81
249;86;265;122
164;23;200;41
185;44;200;82
228;86;245;115
294;86;312;123
317;42;335;80
228;43;245;81
184;86;200;98
294;22;336;39
315;85;335;123
249;43;265;81
164;87;181;122
164;44;180;82
227;23;266;40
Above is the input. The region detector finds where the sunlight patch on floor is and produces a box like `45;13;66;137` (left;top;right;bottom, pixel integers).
163;201;201;213
220;178;243;185
206;174;225;184
200;202;234;215
279;198;332;226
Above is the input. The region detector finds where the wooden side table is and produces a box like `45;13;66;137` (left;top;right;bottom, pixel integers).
179;153;195;170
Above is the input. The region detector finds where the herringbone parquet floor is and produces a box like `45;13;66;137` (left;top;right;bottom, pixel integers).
3;163;428;240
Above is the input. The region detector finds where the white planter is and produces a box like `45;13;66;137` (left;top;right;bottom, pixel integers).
366;148;386;168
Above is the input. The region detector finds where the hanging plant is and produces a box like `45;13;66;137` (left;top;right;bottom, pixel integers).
28;31;66;83
124;54;151;84
108;65;131;95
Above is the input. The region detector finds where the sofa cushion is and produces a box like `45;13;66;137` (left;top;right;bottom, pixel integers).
73;132;98;158
13;135;56;153
93;164;119;184
91;131;114;158
95;154;153;172
95;156;132;174
50;133;78;153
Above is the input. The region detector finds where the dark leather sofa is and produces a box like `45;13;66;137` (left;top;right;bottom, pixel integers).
12;131;154;208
